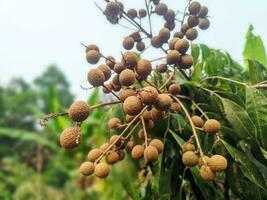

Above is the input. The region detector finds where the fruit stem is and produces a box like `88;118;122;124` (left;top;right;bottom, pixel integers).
124;121;141;140
102;84;121;100
90;100;122;109
159;71;175;90
144;0;152;35
141;116;148;148
39;112;68;127
191;101;209;120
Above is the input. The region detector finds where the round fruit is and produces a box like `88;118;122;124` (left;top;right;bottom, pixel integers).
198;18;210;30
108;118;121;129
203;119;221;133
208;155;228;172
112;83;121;92
180;54;194;69
157;63;168;73
79;161;95;176
174;31;184;39
191;116;204;127
164;9;175;22
102;83;113;94
167;50;181;64
151;36;163;48
136;41;146;52
151;108;164;121
94;163;110;178
155;94;172;111
123;37;135;50
98;64;111;81
114;62;126;74
119;69;136;86
174;39;189;54
119;88;136;101
169;102;181;112
127;8;137;18
200;165;216;181
188;1;201;15
164;21;175;31
60;127;81;149
87;68;105;87
112;74;120;86
105;2;121;16
123;96;143;115
85;44;99;53
117;149;125;160
155;3;168;15
142;110;152;121
88;148;102;162
136;59;152;78
180;23;189;34
109;135;122;146
138;129;145;140
182;142;195;153
68;101;90;122
145;120;154;131
131;145;145;159
127;140;136;150
198;6;208;18
140;86;159;105
169;38;179;50
105;56;116;69
168;84;181;95
185;28;198;40
198;156;210;167
182;151;199;167
100;143;110;151
187;15;199;27
86;50;101;64
149;139;164;153
105;151;120;164
144;146;159;161
130;32;141;42
125;114;136;123
159;28;170;42
138;9;147;18
122;52;137;67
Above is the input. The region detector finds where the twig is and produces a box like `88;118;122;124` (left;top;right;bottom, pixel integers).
90;100;121;109
141;117;148;148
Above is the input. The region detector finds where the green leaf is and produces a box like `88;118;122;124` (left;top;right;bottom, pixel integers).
191;44;200;62
247;60;267;84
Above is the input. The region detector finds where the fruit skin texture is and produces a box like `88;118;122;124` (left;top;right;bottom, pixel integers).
187;15;199;27
168;84;181;95
122;52;137;67
182;142;195;153
200;165;216;181
170;102;181;112
169;38;179;50
174;39;189;54
136;41;145;52
136;59;152;78
151;108;164;121
144;146;159;161
158;63;168;73
105;2;121;16
198;6;208;18
87;68;105;87
167;50;181;64
198;156;211;167
149;139;164;153
131;145;145;159
105;151;120;165
159;28;170;42
120;88;136;101
185;28;198;41
180;54;194;69
155;94;172;111
108;118;121;129
114;62;126;74
86;50;100;64
123;37;135;50
203;119;221;133
119;69;136;86
79;161;95;176
151;36;163;48
164;9;175;22
198;18;210;30
85;44;99;53
60;127;81;149
191;116;204;127
182;151;199;167
98;64;111;81
94;163;110;178
88;148;102;162
68;101;90;122
123;96;143;115
208;155;228;172
140;86;159;105
155;3;168;16
188;1;201;15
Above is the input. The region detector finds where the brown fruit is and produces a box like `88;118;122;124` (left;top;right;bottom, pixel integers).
198;18;210;30
168;84;181;95
123;96;143;115
180;23;189;34
164;9;175;22
168;38;179;50
149;139;164;153
208;155;228;172
119;69;136;86
151;36;163;48
164;21;175;31
136;59;152;78
138;9;147;18
182;142;195;153
105;2;121;16
117;150;125;160
122;52;137;67
87;68;105;87
86;50;101;64
138;129;145;140
127;140;136;150
150;108;164;121
191;116;204;127
144;146;159;161
145;120;154;131
131;145;145;159
174;31;184;39
120;88;136;101
105;151;120;164
142;110;152;121
130;32;141;42
127;8;137;18
198;156;211;167
108;118;121;129
203;119;221;133
68;101;90;122
155;94;172;111
88;148;102;162
155;3;168;15
185;28;198;40
157;63;168;73
100;143;110;152
169;102;181;112
136;41;146;52
174;39;189;54
188;1;201;15
180;54;194;69
79;161;95;176
182;151;199;167
159;28;170;42
102;83;113;94
60;127;81;149
113;62;125;74
200;165;216;181
167;50;181;64
140;86;159;105
187;15;199;27
98;64;111;81
105;56;116;69
198;6;208;18
125;114;136;123
94;163;110;178
85;44;99;53
109;135;122;146
112;83;121;92
123;37;135;50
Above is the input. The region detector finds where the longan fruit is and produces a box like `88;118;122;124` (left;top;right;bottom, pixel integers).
155;3;168;15
149;139;164;153
127;8;137;18
130;32;141;42
138;9;147;18
123;96;143;115
86;50;101;64
185;28;198;41
136;41;146;52
112;83;121;92
138;129;145;140
136;59;152;78
125;114;137;123
168;84;181;95
122;52;137;67
157;63;168;73
119;88;136;101
188;1;201;15
105;2;121;16
94;163;110;178
142;110;152;121
98;64;111;81
208;155;228;172
100;142;110;152
123;37;135;50
102;83;113;94
169;102;181;112
145;120;154;131
60;127;81;149
182;142;195;153
191;116;204;127
151;36;163;48
105;151;120;165
109;135;123;146
167;50;181;64
108;118;121;129
114;62;126;74
150;108;164;121
79;161;95;176
155;94;172;111
105;56;116;69
169;38;179;50
164;21;175;31
187;15;199;27
127;139;136;150
68;101;90;122
198;6;208;18
85;44;99;53
173;31;184;39
203;119;221;133
144;146;159;161
182;151;199;167
159;28;170;42
200;165;216;181
117;149;125;160
140;86;159;105
198;18;210;30
198;156;210;167
180;23;189;34
88;148;102;162
180;54;194;69
174;39;189;54
87;68;105;87
119;69;136;86
164;9;175;22
131;145;145;159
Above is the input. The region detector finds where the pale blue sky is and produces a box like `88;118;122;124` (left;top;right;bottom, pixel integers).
0;0;266;99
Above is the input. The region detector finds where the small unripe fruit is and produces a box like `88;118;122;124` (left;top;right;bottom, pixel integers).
198;6;208;18
138;9;147;18
123;96;143;115
88;148;102;162
149;139;164;153
85;44;99;53
127;8;137;18
198;156;210;167
170;102;181;112
157;63;168;73
174;39;189;54
119;69;136;86
60;127;81;149
95;163;110;178
185;28;198;41
188;1;201;15
191;116;204;127
200;165;216;181
122;52;137;67
108;118;121;129
174;31;184;39
136;59;152;78
164;9;175;22
79;161;95;176
182;151;199;167
144;146;159;161
155;3;168;16
150;108;164;121
155;94;172;111
169;38;179;50
105;2;121;16
187;15;199;27
167;50;181;64
68;101;90;122
168;84;181;95
136;41;146;52
151;36;163;48
180;54;194;69
105;151;120;165
198;18;210;30
120;88;136;101
131;145;144;159
159;28;170;42
86;50;100;64
182;142;195;153
87;68;105;87
208;155;228;172
98;64;111;81
140;86;159;105
114;62;126;74
203;119;221;133
123;37;135;50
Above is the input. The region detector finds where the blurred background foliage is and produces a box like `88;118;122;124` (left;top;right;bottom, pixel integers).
0;26;267;200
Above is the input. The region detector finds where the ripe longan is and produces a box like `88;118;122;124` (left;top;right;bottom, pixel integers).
119;69;136;86
187;15;199;27
123;96;143;115
109;135;123;146
119;88;136;101
198;18;210;30
164;21;175;31
108;118;121;129
169;38;179;50
105;56;116;69
88;148;102;162
200;165;216;181
170;102;181;112
125;114;137;123
182;142;195;153
174;39;189;54
127;140;136;150
98;64;111;81
188;1;201;15
79;161;95;176
60;127;81;149
151;36;163;48
138;129;145;140
117;149;125;160
100;143;110;152
138;9;147;18
86;50;101;64
131;145;145;159
149;139;164;153
68;101;90;122
164;9;175;22
94;163;110;178
85;44;99;53
140;86;159;105
155;3;168;16
142;110;152;121
208;155;228;172
123;37;135;50
105;2;121;16
114;62;126;74
203;119;221;133
159;28;170;42
182;151;199;167
136;41;146;52
87;68;105;87
198;156;210;167
155;94;172;111
167;50;181;64
198;6;208;18
136;59;152;78
105;151;120;165
102;83;113;94
127;8;137;19
150;108;165;121
191;116;204;127
185;28;198;41
180;23;189;34
122;52;137;67
145;120;154;131
157;63;168;73
180;54;194;69
130;32;141;42
144;146;159;161
168;84;181;95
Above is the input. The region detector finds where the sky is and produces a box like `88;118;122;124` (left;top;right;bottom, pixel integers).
0;0;266;100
